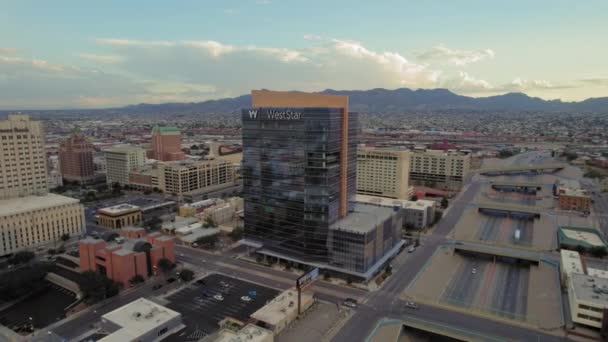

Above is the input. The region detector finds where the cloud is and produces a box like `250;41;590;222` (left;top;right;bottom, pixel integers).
96;38;175;47
501;78;574;91
303;34;323;41
256;0;272;4
442;71;493;92
79;53;125;64
578;78;608;86
416;44;494;66
224;8;238;15
0;48;18;54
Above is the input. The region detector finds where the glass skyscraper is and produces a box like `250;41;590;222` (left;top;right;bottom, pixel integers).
242;91;357;262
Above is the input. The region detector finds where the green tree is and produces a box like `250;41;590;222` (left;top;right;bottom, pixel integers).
84;191;96;202
590;246;608;258
0;264;50;301
145;216;163;231
440;197;449;209
129;274;145;285
79;271;121;303
60;233;70;242
112;182;122;195
411;195;418;201
179;269;194;282
157;258;175;274
195;234;219;246
10;251;35;265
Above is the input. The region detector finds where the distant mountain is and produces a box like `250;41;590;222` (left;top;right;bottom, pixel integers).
114;88;608;114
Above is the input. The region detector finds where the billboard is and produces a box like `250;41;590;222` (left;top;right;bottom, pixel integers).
296;267;319;289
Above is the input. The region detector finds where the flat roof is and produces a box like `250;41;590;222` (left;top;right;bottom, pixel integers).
560;250;584;275
215;324;273;342
558;226;606;249
250;289;312;326
588;268;608;279
98;203;141;215
0;193;80;217
355;194;434;210
100;298;180;342
162;217;198;231
330;203;396;234
180;228;220;243
571;273;608;307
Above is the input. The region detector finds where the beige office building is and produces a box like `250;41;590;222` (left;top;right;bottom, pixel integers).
357;147;412;199
158;159;237;199
0;193;85;255
97;204;143;229
105;145;146;186
409;148;471;189
0;114;48;199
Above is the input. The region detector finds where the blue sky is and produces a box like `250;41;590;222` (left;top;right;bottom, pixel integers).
1;0;607;108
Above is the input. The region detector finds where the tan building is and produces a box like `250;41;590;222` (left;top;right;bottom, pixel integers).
409;148;471;189
97;204;142;229
357;147;412;199
59;132;95;183
0;193;85;255
158;159;237;198
128;165;160;191
250;288;314;335
568;273;608;328
0;114;48;199
105;145;146;186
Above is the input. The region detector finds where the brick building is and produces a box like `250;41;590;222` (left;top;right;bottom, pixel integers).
79;229;175;286
59;132;95;184
151;126;185;161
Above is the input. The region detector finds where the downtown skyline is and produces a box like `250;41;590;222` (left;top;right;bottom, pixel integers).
1;0;608;109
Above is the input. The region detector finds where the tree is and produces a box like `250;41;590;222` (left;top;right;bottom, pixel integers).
60;233;70;242
145;216;163;231
84;191;96;202
157;258;175;274
179;269;194;282
590;246;608;258
80;271;121;303
112;182;122;195
564;151;578;161
129;274;145;285
411;195;418;201
440;197;449;209
228;227;244;241
10;251;35;265
195;234;219;246
323;271;330;280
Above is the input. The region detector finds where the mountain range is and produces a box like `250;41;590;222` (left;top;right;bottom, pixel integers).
120;88;608;115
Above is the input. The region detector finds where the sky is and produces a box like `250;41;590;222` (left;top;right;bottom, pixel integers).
1;0;607;109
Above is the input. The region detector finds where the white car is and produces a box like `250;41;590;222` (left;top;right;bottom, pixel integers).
241;296;252;302
405;301;418;309
213;294;224;301
471;268;477;274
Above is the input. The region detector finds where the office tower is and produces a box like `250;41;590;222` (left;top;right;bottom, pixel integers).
357;147;413;199
242;90;357;261
0;114;85;256
105;145;146;186
151;126;186;161
0;114;48;199
409;147;471;189
59;132;95;183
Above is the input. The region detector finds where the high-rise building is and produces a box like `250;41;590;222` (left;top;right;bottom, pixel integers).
59;132;95;183
151;126;185;161
357;147;413;199
105;145;146;186
0;114;48;199
0;115;85;256
409;147;471;189
242;90;356;261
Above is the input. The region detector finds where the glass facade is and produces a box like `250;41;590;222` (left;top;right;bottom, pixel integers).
242;107;358;262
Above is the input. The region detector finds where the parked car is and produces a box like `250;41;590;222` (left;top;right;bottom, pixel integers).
213;294;224;301
343;298;357;308
167;277;177;283
201;290;211;297
241;296;252;302
405;301;418;309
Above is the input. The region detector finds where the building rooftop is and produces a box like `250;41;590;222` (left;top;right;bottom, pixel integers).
152;126;180;134
98;203;141;215
0;193;80;217
180;228;220;243
330;203;396;234
162;217;199;232
558;226;607;249
560;250;584;275
355;194;433;210
215;323;273;342
250;289;311;326
588;268;608;279
571;273;608;307
105;145;144;154
100;298;181;342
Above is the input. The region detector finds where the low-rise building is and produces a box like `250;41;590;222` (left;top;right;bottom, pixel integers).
0;193;85;256
199;197;243;226
558;226;607;254
79;231;175;286
215;323;273;342
555;179;592;212
355;194;435;229
327;203;403;275
567;273;608;329
97;204;143;229
560;249;585;287
161;217;199;234
99;298;183;342
250;289;314;335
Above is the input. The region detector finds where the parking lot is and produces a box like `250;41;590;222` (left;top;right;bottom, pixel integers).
165;274;279;341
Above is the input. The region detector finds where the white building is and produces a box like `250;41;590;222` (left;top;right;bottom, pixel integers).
560;249;584;287
568;274;608;329
409;148;471;189
0;114;48;199
0;193;85;255
250;289;314;335
199;197;244;226
357;147;413;199
99;298;183;342
355;194;435;229
105;145;146;186
158;159;237;198
215;323;273;342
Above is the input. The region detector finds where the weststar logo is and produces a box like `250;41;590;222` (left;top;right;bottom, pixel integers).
248;110;258;119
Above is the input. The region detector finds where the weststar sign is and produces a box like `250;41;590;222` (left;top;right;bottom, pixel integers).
248;109;302;120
